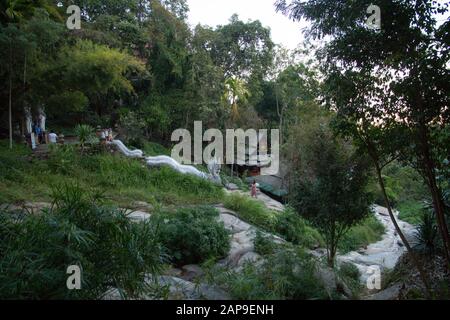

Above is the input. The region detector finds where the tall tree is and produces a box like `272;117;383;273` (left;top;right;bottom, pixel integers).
290;115;373;267
276;0;450;269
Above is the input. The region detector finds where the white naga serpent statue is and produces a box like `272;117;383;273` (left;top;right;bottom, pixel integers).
110;140;221;184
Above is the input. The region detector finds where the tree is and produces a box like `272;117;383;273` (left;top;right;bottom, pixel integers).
275;63;318;145
290;116;373;267
211;14;274;80
276;0;450;270
43;39;146;121
223;77;250;122
0;24;33;148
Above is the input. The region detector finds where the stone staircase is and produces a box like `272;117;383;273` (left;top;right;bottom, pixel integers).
32;144;50;159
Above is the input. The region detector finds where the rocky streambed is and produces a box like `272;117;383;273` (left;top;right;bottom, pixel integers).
336;205;416;284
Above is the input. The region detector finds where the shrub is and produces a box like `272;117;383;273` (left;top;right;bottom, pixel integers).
275;208;324;249
338;262;360;281
75;124;96;146
48;144;78;175
338;215;385;253
153;206;230;266
143;142;170;156
223;194;277;231
337;262;362;298
414;209;438;255
0;184;165;299
214;248;328;300
254;231;277;256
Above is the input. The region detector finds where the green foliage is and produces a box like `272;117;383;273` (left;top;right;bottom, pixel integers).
0;184;165;299
75;124;96;147
153;206;230;266
223;194;277;231
336;262;361;298
275;208;324;249
212;248;328;300
290;123;373;266
377;163;430;225
253;231;277;256
338;215;385;254
143;141;170;156
0;140;224;207
47;144;78;175
414;209;439;255
118;110;146;144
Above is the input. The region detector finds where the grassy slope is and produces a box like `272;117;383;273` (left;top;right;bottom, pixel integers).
0;141;224;208
0;140;385;252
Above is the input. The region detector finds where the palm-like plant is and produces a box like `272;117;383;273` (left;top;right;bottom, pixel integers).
415;203;439;255
223;77;250;121
75;124;95;153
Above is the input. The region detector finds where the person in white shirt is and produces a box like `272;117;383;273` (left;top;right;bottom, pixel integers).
48;130;58;144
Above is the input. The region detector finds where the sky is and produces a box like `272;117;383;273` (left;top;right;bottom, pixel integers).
186;0;308;50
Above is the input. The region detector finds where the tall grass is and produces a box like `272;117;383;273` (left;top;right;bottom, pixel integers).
207;247;329;300
223;194;277;231
0;141;224;207
338;215;385;253
0;184;165;300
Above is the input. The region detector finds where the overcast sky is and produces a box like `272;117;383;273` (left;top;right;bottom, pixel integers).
186;0;308;49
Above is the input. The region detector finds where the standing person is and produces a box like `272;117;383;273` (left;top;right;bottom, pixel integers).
35;124;42;144
48;130;58;144
251;180;258;198
108;128;113;142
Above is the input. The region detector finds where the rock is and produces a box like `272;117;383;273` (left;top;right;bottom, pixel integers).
131;201;154;212
0;204;22;212
197;283;231;300
166;268;183;277
151;276;230;300
315;267;338;298
365;283;403;300
181;265;204;281
218;213;252;234
237;252;262;268
127;210;152;222
225;183;239;191
102;288;123;300
23;202;51;213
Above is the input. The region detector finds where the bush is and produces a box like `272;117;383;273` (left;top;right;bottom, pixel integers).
414;209;438;255
48;144;78;175
143;142;170;156
338;215;385;253
275;208;324;249
0;184;165;299
337;262;362;298
75;124;96;147
214;248;328;300
254;231;277;256
223;194;277;231
338;262;360;281
153;206;230;266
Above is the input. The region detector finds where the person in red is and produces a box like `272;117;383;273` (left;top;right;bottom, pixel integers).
251;180;258;198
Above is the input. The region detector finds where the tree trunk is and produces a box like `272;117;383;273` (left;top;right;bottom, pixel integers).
418;126;450;268
374;162;431;297
9;40;13;149
275;87;283;146
9;71;13;149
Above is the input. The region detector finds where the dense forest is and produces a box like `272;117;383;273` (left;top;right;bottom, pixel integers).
0;0;449;300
